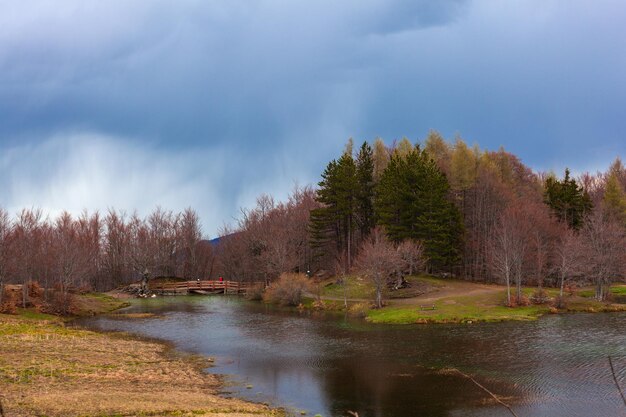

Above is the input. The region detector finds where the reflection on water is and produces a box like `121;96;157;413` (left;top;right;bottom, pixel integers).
79;297;626;417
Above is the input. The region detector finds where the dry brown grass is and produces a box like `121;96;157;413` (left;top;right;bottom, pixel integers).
0;314;282;417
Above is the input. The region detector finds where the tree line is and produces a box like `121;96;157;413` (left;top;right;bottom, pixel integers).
2;132;625;312
316;133;626;303
221;132;626;305
0;207;216;312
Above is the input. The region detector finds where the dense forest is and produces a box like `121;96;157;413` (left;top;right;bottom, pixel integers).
215;132;626;304
1;131;625;312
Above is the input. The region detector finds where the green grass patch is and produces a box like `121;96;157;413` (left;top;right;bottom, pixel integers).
368;288;545;324
16;308;60;321
612;285;626;295
74;292;130;316
321;275;374;300
366;285;626;324
321;274;447;301
367;293;549;324
578;285;626;298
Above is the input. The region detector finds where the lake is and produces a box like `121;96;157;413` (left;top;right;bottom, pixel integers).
79;296;626;417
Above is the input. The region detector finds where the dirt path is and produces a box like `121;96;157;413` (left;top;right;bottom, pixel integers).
391;281;503;305
313;280;504;305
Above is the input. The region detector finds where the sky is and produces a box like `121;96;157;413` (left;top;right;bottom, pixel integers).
1;0;625;236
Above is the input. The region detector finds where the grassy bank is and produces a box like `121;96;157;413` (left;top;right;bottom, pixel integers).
367;283;626;324
318;275;626;325
0;299;282;417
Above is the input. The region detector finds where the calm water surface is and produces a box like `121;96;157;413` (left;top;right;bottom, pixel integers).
79;297;626;417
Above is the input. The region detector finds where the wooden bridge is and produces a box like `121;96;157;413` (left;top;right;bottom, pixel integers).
148;280;260;295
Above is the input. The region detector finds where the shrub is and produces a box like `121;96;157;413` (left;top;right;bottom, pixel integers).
0;287;18;314
44;290;76;315
530;288;550;305
28;281;44;298
348;302;370;318
516;295;531;307
245;283;265;301
553;295;565;309
264;273;311;306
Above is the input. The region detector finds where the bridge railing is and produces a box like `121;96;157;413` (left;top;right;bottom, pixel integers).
149;280;261;293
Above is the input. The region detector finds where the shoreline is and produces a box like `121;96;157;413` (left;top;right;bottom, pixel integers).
0;295;285;417
309;276;626;325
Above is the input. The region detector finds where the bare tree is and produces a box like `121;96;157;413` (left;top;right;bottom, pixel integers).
490;204;530;306
128;212;153;279
52;212;91;314
178;207;202;279
580;207;626;300
14;209;43;307
552;225;584;305
396;239;426;286
75;211;102;290
103;209;130;287
0;208;12;307
215;225;248;282
356;228;402;308
147;207;178;277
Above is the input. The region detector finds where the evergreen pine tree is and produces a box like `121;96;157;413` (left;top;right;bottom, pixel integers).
355;142;375;239
310;141;358;271
375;147;463;272
544;168;592;230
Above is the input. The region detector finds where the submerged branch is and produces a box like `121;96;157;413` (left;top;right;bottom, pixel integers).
608;356;626;408
447;368;519;417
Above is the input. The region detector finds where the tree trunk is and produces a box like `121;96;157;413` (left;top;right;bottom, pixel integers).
347;217;352;272
343;277;348;309
375;275;383;309
505;271;511;306
22;281;28;308
559;271;565;307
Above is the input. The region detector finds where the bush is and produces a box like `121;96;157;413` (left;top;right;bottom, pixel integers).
553;295;566;309
348;302;370;318
0;287;18;314
516;295;531;306
245;283;265;301
44;290;76;315
530;288;551;305
28;281;44;298
263;273;311;306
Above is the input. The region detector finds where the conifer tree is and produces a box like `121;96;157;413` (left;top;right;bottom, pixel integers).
394;137;413;159
310;141;358;271
603;172;626;225
544;168;592;230
449;137;478;192
375;147;463;272
373;137;389;182
423;129;450;172
355;142;375;238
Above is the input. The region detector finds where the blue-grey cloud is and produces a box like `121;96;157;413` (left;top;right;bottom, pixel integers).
0;0;625;234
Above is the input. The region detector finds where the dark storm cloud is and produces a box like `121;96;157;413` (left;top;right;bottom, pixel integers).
0;1;469;146
0;1;625;234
